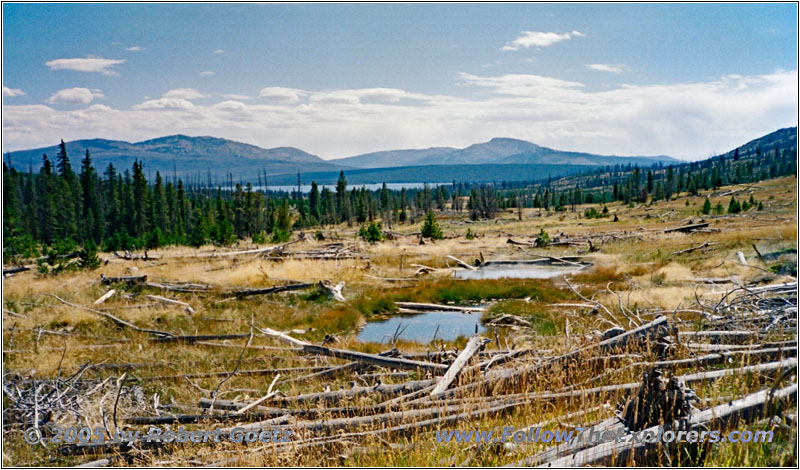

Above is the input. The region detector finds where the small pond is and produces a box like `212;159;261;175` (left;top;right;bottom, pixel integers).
453;263;586;280
357;311;487;344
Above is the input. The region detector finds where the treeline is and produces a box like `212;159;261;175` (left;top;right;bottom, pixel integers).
3;135;797;262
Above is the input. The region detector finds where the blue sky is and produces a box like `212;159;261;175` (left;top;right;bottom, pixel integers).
2;3;797;160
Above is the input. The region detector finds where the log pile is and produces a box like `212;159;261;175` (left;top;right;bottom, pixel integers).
7;279;796;467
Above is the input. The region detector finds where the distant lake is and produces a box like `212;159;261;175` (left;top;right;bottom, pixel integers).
253;182;445;193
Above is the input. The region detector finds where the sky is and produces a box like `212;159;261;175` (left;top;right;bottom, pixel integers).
2;3;797;160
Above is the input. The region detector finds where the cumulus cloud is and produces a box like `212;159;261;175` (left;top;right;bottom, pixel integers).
501;30;584;51
46;87;104;104
222;93;253;100
132;98;195;110
3;71;796;161
587;63;626;73
3;86;26;97
199;71;215;76
125;46;145;51
258;87;305;103
45;57;126;75
162;88;209;100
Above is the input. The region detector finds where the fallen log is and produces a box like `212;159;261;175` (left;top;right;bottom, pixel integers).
144;294;195;314
394;302;484;313
233;282;314;298
92;290;116;306
540;383;797;467
446;255;477;271
672;241;717;256
47;294;173;338
259;327;448;373
3;265;34;276
431;336;489;398
100;274;147;285
663;222;709;233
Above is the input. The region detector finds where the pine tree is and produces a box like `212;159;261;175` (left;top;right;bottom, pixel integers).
420;211;443;240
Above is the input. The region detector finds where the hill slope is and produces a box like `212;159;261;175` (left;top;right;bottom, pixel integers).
5;135;349;179
332;137;677;168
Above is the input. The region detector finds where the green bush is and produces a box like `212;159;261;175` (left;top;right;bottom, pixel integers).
79;239;101;270
358;221;383;243
535;228;550;247
421;211;443;240
270;229;291;243
466;228;475;240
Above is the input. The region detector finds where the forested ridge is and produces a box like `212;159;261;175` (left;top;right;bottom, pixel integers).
3;128;796;264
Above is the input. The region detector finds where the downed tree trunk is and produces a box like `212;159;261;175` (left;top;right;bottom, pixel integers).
93;290;116;305
259;327;448;373
100;274;147;285
394;302;484;313
446;255;477;271
233;282;314;298
663;222;709;233
3;265;34;276
541;383;797;467
144;294;195;314
431;336;489;398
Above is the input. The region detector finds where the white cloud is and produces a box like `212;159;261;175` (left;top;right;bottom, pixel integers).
46;87;104;104
587;63;626;73
3;86;26;97
222;93;253;100
45;57;126;75
213;49;226;54
132;98;195;110
501;30;584;51
3;71;796;161
125;46;145;51
199;71;216;76
258;87;305;103
162;88;209;100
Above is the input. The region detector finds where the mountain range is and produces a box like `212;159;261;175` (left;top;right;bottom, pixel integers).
5;134;681;185
332;137;675;168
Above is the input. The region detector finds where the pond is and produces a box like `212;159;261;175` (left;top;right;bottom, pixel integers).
453;263;586;280
357;311;487;344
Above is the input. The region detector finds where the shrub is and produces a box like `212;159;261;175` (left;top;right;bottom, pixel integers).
466;228;475;240
358;221;383;243
79;239;101;270
270;229;291;243
534;228;550;247
702;198;711;215
251;231;266;244
421;211;443;240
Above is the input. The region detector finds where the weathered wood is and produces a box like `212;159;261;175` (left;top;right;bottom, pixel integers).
672;241;717;255
100;274;147;285
3;265;33;276
541;383;797;467
92;290;116;305
447;255;477;271
144;294;195;313
47;294;173;338
318;280;345;301
394;302;484;313
663;222;709;233
233;282;314;298
302;344;449;373
431;336;489;398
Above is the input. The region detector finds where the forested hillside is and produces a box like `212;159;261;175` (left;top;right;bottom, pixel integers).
3;128;796;263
